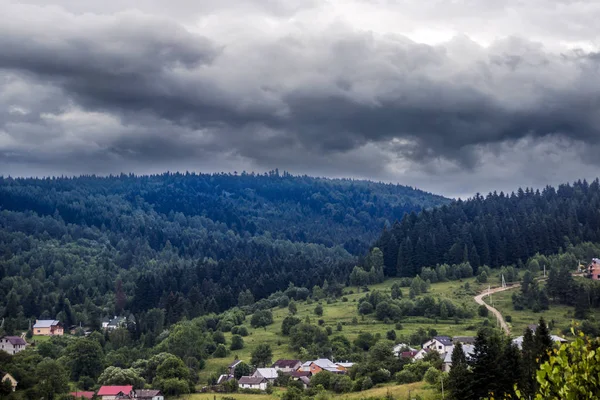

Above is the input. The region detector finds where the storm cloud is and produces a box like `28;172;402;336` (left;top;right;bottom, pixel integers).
1;0;600;197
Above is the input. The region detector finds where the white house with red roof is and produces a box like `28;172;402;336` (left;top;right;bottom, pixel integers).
97;385;134;400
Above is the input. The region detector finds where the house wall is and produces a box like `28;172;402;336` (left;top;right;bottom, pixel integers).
34;327;52;335
0;339;25;355
51;326;64;335
309;364;323;374
240;383;266;390
2;374;17;392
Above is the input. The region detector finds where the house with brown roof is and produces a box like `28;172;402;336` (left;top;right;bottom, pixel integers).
272;359;302;373
238;376;268;390
0;336;27;355
0;371;17;392
33;319;63;336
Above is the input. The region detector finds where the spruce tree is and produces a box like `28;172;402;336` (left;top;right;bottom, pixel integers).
469;329;502;399
447;343;474;400
533;317;553;365
520;327;537;398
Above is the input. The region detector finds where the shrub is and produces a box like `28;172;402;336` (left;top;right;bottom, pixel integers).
336;322;343;331
213;344;228;358
238;326;249;336
395;370;418;384
478;304;489;317
361;377;374;390
230;335;244;350
505;315;512;323
386;330;397;341
423;366;442;385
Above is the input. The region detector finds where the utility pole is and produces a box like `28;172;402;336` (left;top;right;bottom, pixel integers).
544;264;546;277
502;274;506;288
441;374;445;399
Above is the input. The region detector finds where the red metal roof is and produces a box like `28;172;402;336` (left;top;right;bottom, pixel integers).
97;386;133;396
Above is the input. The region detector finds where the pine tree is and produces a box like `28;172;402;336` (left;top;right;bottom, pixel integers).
469;329;502;399
533;317;553;365
447;343;474;400
520;327;537;398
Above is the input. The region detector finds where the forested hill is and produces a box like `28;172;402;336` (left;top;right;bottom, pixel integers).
0;172;446;332
375;179;600;277
0;172;446;254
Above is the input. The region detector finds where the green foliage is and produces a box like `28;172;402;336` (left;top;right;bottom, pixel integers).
35;359;70;400
98;366;145;387
519;331;600;400
213;344;228;358
423;366;442;385
233;362;251;380
251;310;274;328
250;343;273;367
230;335;244;350
65;338;104;380
314;304;324;316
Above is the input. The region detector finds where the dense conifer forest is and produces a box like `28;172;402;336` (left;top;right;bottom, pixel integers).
375;179;600;277
0;172;446;331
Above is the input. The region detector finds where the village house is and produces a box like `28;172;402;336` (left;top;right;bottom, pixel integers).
393;343;417;357
0;336;27;355
227;359;243;375
512;335;567;350
135;389;164;400
70;391;95;399
272;359;302;373
97;385;134;400
102;316;128;331
238;376;268;390
399;350;419;360
442;344;475;372
413;348;433;360
217;374;235;385
587;258;600;280
422;336;453;354
299;359;346;374
32;319;63;336
0;371;17;392
452;336;476;345
252;368;278;382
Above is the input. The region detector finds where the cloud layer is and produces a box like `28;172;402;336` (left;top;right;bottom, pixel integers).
1;0;600;197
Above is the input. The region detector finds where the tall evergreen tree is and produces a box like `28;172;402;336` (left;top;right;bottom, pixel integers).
447;343;474;400
520;327;537;398
533;317;553;365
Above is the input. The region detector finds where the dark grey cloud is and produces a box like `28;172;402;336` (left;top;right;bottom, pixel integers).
1;1;600;197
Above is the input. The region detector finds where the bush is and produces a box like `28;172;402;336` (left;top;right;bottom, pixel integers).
213;331;226;345
238;326;249;336
478;304;489;317
361;377;374;390
314;304;324;316
213;344;228;358
336;322;343;331
342;297;348;302
505;315;512;323
395;370;418;384
251;310;274;328
423;366;442;385
326;326;333;335
386;330;396;341
395;322;403;330
230;335;244;350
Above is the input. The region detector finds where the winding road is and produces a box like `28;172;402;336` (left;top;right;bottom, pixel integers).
473;284;520;335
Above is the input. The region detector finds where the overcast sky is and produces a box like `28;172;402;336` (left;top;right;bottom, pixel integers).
1;0;600;198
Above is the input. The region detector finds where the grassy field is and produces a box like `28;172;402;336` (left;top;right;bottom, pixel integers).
199;275;495;382
486;281;600;336
181;382;436;400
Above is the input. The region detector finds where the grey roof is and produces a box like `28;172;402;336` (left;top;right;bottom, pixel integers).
239;376;266;385
228;359;243;369
512;335;567;349
1;336;27;346
452;336;476;344
443;345;475;363
312;359;338;369
135;390;161;398
254;368;278;379
33;320;60;328
433;336;453;346
299;376;311;385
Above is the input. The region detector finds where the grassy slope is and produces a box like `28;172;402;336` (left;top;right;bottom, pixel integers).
488;279;600;336
200;276;489;383
183;382;436;400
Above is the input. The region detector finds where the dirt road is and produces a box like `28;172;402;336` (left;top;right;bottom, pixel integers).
474;284;520;335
